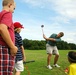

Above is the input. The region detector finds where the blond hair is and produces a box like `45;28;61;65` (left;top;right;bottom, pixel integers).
2;0;14;6
14;28;19;32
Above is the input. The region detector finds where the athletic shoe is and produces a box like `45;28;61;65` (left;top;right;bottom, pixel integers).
47;65;52;69
53;64;60;67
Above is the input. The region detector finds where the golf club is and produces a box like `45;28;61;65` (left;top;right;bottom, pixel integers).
41;25;44;34
23;60;35;64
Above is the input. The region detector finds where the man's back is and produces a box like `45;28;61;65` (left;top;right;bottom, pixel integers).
47;33;61;46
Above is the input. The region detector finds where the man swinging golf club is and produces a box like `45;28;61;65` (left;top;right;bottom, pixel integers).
43;30;64;69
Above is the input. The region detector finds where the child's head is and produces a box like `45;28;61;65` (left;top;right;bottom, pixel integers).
14;22;24;33
2;0;16;13
67;51;76;63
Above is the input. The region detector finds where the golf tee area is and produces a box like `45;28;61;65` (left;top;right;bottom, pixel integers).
21;50;74;75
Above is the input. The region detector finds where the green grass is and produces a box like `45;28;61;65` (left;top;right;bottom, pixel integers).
21;50;76;75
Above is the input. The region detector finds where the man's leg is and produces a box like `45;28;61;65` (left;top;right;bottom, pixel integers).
54;54;59;65
53;54;60;67
47;54;53;69
53;46;60;67
46;44;53;69
47;54;52;65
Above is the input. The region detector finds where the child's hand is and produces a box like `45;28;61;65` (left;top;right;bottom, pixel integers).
23;56;26;62
64;68;68;74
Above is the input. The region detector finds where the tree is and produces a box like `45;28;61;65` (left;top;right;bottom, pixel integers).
23;38;76;50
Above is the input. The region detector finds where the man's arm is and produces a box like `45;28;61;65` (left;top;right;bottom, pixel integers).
0;24;18;56
43;34;55;41
55;39;61;42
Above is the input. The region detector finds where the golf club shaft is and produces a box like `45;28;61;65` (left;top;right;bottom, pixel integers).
42;28;44;34
23;60;35;64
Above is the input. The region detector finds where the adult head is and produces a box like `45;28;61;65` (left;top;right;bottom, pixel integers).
57;32;64;38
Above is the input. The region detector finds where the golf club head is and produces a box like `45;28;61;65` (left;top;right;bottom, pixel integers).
41;25;44;34
41;25;44;28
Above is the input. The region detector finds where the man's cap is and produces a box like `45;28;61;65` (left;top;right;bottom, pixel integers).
14;22;24;28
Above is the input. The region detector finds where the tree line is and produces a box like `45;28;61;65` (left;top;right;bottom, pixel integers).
23;38;76;50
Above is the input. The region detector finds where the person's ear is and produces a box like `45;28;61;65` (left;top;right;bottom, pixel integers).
8;4;12;8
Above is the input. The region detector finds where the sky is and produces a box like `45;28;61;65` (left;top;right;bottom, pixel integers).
0;0;76;44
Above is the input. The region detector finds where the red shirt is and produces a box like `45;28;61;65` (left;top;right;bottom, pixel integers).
0;10;15;47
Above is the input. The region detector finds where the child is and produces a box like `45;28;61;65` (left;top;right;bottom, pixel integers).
0;0;18;75
14;22;26;75
65;51;76;75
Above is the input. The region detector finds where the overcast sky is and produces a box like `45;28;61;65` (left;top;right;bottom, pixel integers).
0;0;76;43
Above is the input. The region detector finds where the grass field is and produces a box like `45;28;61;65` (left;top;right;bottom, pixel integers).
21;50;76;75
